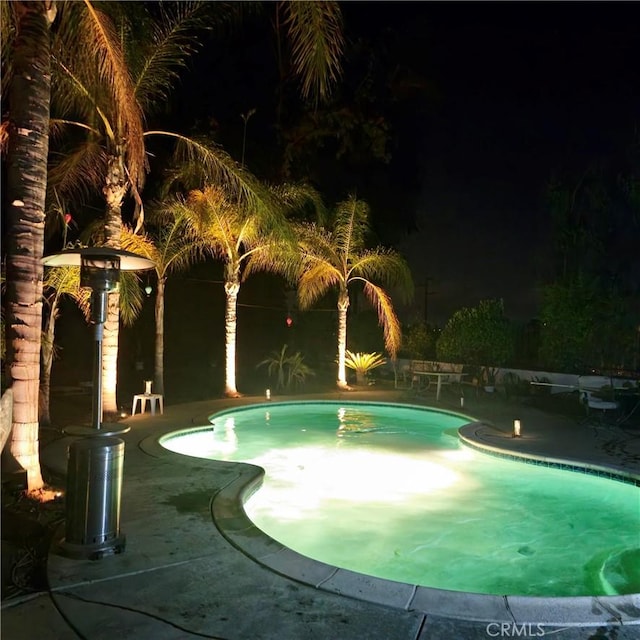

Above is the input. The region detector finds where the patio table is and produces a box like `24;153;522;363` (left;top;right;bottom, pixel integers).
412;371;466;401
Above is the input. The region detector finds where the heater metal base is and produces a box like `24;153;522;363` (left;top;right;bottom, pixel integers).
55;534;126;561
63;423;131;438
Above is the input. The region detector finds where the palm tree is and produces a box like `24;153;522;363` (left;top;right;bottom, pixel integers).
2;1;57;493
296;195;414;389
120;215;203;395
47;2;257;417
48;1;344;416
166;183;315;397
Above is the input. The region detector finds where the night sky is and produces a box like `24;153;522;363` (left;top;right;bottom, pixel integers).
47;1;640;396
389;2;639;324
169;2;640;325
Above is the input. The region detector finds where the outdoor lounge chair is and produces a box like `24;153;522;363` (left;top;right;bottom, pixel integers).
579;390;619;416
578;376;620;422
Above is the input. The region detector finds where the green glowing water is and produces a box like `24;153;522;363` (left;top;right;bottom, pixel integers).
160;401;640;597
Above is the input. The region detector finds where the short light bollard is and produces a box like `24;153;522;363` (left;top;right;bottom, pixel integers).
513;419;521;438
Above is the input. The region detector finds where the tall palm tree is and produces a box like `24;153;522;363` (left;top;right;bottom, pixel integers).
2;1;57;493
166;183;314;397
296;195;414;389
47;1;253;417
120;215;203;396
48;1;343;416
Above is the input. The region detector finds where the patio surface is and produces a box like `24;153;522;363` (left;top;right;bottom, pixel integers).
2;387;639;640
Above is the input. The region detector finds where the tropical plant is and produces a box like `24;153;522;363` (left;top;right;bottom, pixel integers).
120;214;203;395
344;350;386;386
165;182;319;396
257;344;315;392
295;195;414;389
2;0;56;493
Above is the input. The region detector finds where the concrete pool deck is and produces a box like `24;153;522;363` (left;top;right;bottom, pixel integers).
2;388;639;639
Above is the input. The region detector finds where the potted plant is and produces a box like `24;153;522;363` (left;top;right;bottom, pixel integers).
344;351;386;386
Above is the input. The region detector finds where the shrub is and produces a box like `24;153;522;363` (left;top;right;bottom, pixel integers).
344;351;386;385
436;299;514;367
257;345;315;391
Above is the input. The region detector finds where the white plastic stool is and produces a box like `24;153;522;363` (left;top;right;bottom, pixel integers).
132;393;164;416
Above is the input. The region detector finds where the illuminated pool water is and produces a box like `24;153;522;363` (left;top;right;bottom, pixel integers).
160;401;640;597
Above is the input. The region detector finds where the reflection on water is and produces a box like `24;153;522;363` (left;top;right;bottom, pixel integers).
161;402;640;597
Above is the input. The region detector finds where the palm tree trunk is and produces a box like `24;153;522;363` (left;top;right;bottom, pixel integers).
5;1;56;492
336;290;350;389
224;280;241;397
102;153;126;419
154;276;165;395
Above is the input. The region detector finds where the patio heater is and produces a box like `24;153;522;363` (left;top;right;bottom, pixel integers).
42;248;154;559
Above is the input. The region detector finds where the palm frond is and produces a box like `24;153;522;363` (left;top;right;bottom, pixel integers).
48;140;109;203
296;222;340;265
0;120;9;154
349;249;414;302
282;0;344;105
269;182;328;224
49;118;101;141
151;132;275;211
54;1;146;189
121;218;202;279
361;281;402;358
241;238;299;283
333;195;370;256
120;227;161;265
163;188;238;265
78;218;106;246
51;55;113;133
0;1;17;99
43;265;91;322
133;1;209;110
117;271;143;326
298;262;341;310
344;350;386;374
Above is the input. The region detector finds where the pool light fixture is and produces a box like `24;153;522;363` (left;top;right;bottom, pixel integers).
513;419;521;438
266;388;271;400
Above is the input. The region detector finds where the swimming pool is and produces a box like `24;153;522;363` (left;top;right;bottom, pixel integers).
159;401;640;598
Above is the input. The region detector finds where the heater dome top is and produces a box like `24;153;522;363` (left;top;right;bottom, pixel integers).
42;247;154;271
